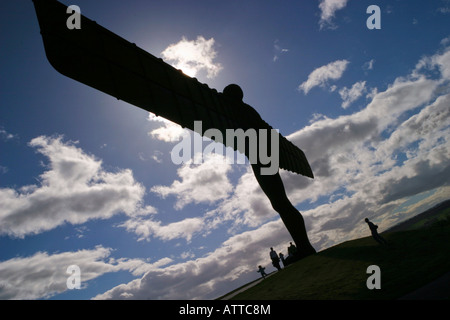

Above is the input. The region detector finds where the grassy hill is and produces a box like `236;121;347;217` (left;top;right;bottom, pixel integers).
227;206;450;300
387;199;450;232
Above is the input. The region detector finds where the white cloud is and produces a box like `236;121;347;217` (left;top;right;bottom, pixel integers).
299;59;349;94
415;46;450;80
123;152;272;242
441;36;450;46
118;154;236;243
0;128;17;141
289;75;441;197
120;216;205;243
93;219;291;300
339;80;367;109
151;150;164;163
431;46;450;79
149;125;186;143
180;251;195;260
147;112;187;143
318;0;350;29
161;36;223;79
438;5;450;14
205;168;275;231
0;136;151;238
363;59;375;71
0;246;158;300
151;153;233;210
273;39;289;62
284;44;450;247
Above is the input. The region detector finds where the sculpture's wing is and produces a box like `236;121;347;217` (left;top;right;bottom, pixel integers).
32;0;313;178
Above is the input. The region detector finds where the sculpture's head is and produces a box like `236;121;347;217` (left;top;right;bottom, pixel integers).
223;84;244;102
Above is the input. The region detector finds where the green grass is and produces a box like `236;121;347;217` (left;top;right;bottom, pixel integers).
230;222;450;300
408;208;450;230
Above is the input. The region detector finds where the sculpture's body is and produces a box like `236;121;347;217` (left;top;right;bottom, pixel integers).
33;0;316;258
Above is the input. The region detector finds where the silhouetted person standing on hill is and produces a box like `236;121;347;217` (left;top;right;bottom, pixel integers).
270;247;282;271
365;218;387;245
288;242;298;257
223;84;316;259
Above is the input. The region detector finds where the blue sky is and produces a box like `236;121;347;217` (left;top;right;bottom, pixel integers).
0;0;449;300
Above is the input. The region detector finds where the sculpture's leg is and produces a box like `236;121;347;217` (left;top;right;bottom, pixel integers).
251;164;316;258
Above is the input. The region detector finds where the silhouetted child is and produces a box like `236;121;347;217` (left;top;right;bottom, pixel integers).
257;265;267;279
365;218;388;245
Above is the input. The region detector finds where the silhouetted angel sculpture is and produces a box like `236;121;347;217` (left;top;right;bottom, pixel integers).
223;85;316;257
33;0;316;258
